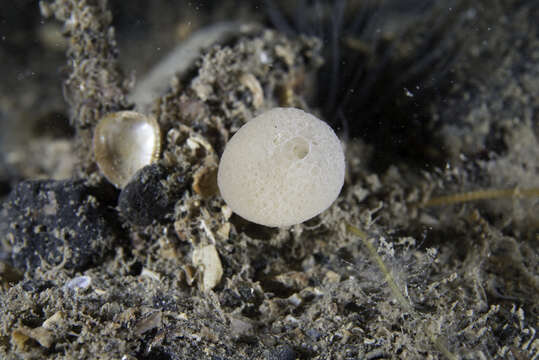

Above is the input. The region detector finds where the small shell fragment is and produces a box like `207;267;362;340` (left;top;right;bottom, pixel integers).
42;311;65;330
183;264;197;286
94;111;161;188
65;275;92;291
141;268;161;282
134;311;162;336
239;73;264;109
192;245;223;291
192;164;218;198
12;326;55;348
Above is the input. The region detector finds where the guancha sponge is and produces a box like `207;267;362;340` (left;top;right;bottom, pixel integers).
217;107;345;227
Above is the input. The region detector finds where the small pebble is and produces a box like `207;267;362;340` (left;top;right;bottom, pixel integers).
192;244;223;291
65;275;92;291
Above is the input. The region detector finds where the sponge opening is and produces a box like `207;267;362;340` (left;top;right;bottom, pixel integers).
285;137;310;160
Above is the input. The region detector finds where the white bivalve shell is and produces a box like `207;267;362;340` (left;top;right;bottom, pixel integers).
93;111;161;188
217;107;345;227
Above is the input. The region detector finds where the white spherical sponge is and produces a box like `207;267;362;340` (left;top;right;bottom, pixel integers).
217;107;345;227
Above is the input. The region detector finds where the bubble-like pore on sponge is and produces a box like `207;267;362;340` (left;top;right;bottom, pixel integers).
217;107;345;227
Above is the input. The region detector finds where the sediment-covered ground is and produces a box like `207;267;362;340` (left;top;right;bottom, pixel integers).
0;1;537;359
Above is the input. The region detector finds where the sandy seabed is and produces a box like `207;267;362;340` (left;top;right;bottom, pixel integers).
0;1;537;359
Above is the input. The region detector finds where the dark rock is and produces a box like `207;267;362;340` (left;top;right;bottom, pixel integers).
267;345;296;360
3;179;119;272
0;179;10;198
118;164;185;226
137;347;173;360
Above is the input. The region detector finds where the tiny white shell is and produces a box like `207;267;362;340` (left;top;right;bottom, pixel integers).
93;111;161;188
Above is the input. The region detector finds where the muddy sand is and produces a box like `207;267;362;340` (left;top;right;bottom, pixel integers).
0;1;537;359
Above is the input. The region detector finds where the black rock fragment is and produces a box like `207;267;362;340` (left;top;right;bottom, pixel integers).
118;164;185;226
267;345;296;360
3;179;119;272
